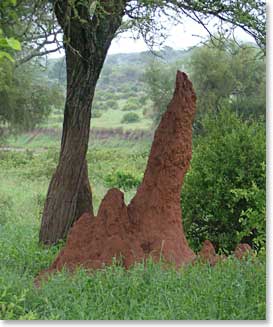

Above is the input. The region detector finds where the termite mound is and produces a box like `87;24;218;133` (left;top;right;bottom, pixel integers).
37;71;197;281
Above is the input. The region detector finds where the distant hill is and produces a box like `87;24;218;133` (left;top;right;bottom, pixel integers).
46;46;192;89
43;46;193;128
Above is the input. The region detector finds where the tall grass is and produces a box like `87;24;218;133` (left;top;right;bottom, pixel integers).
0;141;266;320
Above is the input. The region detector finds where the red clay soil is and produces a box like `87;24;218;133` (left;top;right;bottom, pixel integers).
198;240;226;266
37;71;197;280
234;243;252;260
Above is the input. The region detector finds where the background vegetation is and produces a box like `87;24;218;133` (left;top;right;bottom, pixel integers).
0;38;266;319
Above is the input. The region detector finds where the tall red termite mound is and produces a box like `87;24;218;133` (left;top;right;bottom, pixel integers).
38;71;197;278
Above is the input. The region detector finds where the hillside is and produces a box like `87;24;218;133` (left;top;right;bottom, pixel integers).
42;47;192;132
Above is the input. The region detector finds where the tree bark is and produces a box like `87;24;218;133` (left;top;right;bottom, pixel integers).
39;0;126;244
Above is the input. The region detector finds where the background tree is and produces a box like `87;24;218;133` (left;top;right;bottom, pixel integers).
0;1;64;140
0;0;63;141
143;38;265;131
38;0;266;245
188;38;265;121
143;60;182;124
0;62;64;137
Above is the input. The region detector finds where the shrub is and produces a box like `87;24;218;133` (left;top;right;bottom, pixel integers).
104;170;142;191
92;101;108;112
91;110;103;118
122;103;138;111
102;92;114;101
182;110;265;253
106;99;118;110
0;149;58;180
121;113;140;124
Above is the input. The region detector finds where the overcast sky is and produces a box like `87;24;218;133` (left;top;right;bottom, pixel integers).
50;15;255;58
109;17;254;54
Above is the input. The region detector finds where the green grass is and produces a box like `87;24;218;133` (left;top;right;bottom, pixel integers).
4;133;61;150
0;140;266;320
42;108;152;131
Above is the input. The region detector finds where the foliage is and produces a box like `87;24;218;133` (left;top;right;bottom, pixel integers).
105;99;118;110
142;60;180;125
47;58;66;84
125;0;265;53
0;235;266;320
230;177;266;252
122;98;139;111
0;148;58;180
105;170;142;191
1;0;60;65
121;112;140;124
45;47;188;129
182;110;265;253
0;0;21;62
188;38;265;121
144;39;265;129
91;110;103;118
123;104;138;112
0;62;64;134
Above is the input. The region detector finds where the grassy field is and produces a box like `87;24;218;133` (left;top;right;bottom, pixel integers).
41;105;153;131
0;138;266;320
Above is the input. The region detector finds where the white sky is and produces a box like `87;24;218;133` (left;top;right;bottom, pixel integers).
50;16;254;58
108;17;254;54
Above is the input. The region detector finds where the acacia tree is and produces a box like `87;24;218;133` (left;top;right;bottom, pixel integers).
0;0;64;139
38;0;266;244
143;38;265;128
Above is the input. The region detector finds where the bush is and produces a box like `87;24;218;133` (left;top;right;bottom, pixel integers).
121;113;140;124
122;102;138;111
0;149;58;180
104;170;142;191
182;110;265;253
92;101;108;112
91;110;103;118
106;99;118;110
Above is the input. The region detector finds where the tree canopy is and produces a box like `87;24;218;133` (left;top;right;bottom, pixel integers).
188;38;265;120
0;61;64;137
1;0;266;65
143;37;265;128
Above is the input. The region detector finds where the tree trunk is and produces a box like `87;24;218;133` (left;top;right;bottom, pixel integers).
39;0;125;244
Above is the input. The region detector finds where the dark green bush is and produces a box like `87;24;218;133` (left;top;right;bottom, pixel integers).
106;99;118;110
121;112;140;124
92;100;108;112
91;110;103;118
122;102;139;111
104;170;142;191
182;110;265;253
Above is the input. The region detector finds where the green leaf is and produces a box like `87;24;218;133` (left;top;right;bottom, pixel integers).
89;0;98;16
0;51;14;62
0;38;9;47
6;37;21;51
